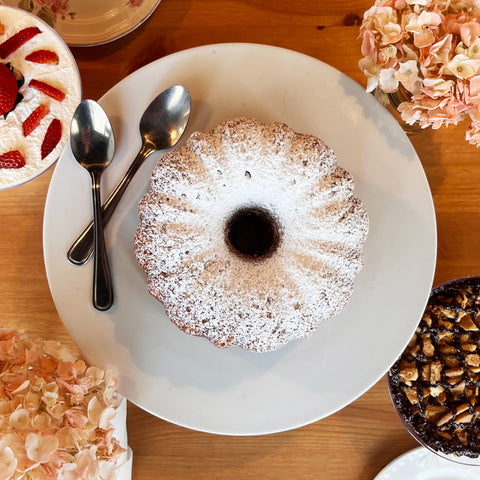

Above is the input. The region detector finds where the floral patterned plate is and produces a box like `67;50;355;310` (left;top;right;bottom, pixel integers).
0;0;162;46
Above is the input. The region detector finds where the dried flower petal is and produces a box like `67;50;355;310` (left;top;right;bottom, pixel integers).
9;408;30;429
379;67;399;92
99;407;116;430
447;53;480;78
0;328;125;477
25;433;59;463
0;447;16;480
359;0;480;145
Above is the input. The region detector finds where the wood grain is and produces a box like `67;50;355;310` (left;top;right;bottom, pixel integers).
1;1;480;478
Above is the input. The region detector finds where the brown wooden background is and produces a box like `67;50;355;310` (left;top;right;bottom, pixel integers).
2;1;480;478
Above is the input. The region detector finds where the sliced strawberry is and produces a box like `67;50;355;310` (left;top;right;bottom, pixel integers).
0;150;25;168
29;79;65;101
25;50;59;65
41;119;62;159
0;27;41;59
0;63;18;116
23;104;50;137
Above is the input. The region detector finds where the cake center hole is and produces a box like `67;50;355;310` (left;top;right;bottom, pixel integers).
225;207;280;259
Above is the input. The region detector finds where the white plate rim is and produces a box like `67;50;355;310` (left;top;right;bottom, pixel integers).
374;447;480;479
43;43;437;435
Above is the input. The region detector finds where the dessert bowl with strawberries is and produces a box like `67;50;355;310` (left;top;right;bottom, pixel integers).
0;5;81;189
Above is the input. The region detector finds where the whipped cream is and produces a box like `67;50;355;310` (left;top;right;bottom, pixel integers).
0;6;81;189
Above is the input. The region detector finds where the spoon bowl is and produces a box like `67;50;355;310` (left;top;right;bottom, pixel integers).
141;84;191;149
67;85;191;265
71;99;115;311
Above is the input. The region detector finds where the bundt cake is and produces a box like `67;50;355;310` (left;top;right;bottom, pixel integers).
134;117;369;352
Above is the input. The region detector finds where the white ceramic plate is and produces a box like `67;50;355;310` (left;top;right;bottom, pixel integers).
43;43;437;435
374;447;480;479
0;0;161;46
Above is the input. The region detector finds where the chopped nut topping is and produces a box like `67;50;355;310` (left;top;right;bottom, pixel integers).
405;388;419;405
445;367;464;377
425;404;447;420
457;312;478;331
422;335;435;356
466;354;480;366
430;360;442;384
437;412;453;426
398;362;418;383
389;283;480;458
430;385;444;397
455;412;474;424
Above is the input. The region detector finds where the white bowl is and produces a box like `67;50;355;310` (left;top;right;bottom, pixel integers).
0;5;81;190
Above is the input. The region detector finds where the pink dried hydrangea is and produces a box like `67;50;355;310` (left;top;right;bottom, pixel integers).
0;329;124;480
359;0;480;146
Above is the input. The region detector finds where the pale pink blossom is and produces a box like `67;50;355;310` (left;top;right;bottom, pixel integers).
397;59;422;92
0;329;124;479
461;21;480;45
9;408;31;429
361;29;378;59
360;0;480;147
447;53;480;78
469;74;480;99
469;103;480;120
399;42;419;61
0;447;16;480
467;37;480;57
85;366;105;386
451;0;480;12
32;412;52;430
422;77;455;97
25;433;58;463
467;121;480;148
405;11;442;47
358;57;381;91
381;22;403;43
379;67;399;91
75;451;97;479
430;35;453;65
444;13;469;34
98;407;116;430
64;409;88;428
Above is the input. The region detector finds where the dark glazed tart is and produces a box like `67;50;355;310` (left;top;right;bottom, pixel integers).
389;277;480;458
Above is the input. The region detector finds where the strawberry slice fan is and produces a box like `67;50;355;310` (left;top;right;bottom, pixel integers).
0;26;65;167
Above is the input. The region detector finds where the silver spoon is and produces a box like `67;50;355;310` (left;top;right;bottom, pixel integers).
71;100;115;311
67;85;191;265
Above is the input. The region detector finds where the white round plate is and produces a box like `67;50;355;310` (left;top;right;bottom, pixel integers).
0;0;161;46
43;43;437;435
375;447;480;480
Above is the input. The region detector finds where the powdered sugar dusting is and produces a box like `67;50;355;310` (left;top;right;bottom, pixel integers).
135;117;369;352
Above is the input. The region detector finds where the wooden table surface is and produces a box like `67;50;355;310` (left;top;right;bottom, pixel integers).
2;0;480;478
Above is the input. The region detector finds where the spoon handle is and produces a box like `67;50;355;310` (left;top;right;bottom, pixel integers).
91;170;114;311
68;143;154;265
